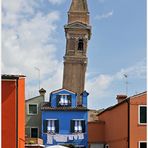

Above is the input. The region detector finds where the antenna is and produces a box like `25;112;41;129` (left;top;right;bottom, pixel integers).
124;74;128;96
34;67;40;90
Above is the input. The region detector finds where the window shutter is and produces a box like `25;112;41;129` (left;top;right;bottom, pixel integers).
67;95;72;106
70;120;74;133
140;106;147;123
43;120;48;133
55;120;59;133
56;95;61;107
82;120;85;133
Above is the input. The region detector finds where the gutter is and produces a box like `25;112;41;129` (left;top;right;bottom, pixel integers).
16;78;19;148
127;98;130;148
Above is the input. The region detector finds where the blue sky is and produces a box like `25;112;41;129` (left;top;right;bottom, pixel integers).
2;0;146;109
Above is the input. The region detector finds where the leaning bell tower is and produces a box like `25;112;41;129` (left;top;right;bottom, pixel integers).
63;0;91;104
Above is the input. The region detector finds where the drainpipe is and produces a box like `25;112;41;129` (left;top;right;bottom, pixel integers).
127;98;130;148
16;78;19;148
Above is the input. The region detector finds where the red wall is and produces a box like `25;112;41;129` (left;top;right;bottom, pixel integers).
2;80;17;148
18;78;25;148
98;102;128;148
2;78;25;148
88;121;105;144
129;93;147;148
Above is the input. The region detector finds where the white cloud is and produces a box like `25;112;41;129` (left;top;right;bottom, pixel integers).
2;0;63;99
115;59;146;80
95;10;113;20
48;0;66;5
86;60;146;109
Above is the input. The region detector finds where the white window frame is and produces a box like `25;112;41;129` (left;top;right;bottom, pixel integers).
46;119;57;134
139;141;147;148
28;103;38;115
138;105;147;125
72;119;85;133
58;94;71;106
30;127;39;138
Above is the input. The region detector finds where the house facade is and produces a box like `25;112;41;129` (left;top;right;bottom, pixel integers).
41;89;89;148
88;92;147;148
2;74;26;148
25;88;46;139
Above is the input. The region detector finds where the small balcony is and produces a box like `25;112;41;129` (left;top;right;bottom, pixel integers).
25;138;45;148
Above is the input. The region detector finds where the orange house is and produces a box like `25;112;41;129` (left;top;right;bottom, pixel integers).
88;92;147;148
2;74;26;148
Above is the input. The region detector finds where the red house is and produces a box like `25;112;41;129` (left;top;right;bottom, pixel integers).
88;91;147;148
2;74;26;148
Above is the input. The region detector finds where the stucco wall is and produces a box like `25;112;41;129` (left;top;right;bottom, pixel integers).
98;102;128;148
42;110;88;147
2;80;17;148
88;121;105;144
18;78;25;148
129;92;147;148
2;78;25;148
26;95;44;138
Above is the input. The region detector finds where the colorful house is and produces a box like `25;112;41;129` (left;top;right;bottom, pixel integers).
2;74;26;148
88;91;147;148
25;88;46;148
41;89;89;148
25;88;46;139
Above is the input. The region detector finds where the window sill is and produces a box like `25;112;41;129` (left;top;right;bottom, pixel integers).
72;132;84;134
28;113;38;116
138;123;147;126
45;132;56;135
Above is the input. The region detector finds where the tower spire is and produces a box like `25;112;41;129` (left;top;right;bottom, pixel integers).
69;0;89;12
68;0;90;24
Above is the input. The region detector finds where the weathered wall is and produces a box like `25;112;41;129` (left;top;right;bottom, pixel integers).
26;95;44;138
130;92;147;148
98;102;128;148
2;80;17;148
88;121;105;144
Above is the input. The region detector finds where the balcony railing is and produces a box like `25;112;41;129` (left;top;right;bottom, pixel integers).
25;138;45;147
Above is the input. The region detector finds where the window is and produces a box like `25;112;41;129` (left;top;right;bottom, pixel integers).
105;144;109;148
71;120;85;133
31;127;38;138
56;95;71;107
139;105;147;124
78;39;84;51
43;119;59;134
28;104;38;115
139;141;147;148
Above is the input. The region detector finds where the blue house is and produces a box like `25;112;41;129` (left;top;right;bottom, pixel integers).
41;88;89;148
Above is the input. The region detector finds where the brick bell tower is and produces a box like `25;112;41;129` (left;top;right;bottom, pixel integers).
62;0;91;105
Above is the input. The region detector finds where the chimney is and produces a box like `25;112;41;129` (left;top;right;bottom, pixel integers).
80;90;89;107
39;88;46;96
116;95;127;103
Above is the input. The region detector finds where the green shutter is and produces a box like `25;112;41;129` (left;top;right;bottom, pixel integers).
43;120;48;133
140;106;147;123
70;120;74;133
67;95;72;106
82;120;85;133
55;120;59;133
56;95;61;107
